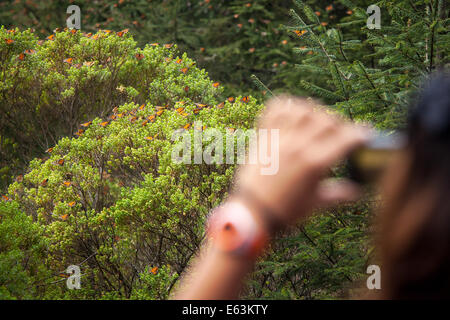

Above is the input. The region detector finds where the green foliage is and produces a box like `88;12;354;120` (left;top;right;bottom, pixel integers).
0;201;50;299
3;29;264;298
277;0;449;129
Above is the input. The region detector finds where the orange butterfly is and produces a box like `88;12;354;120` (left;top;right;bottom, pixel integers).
47;34;55;40
129;116;137;123
112;107;118;114
117;113;124;118
41;178;48;187
46;147;53;153
60;214;68;221
175;58;182;64
293;30;308;37
64;58;73;64
241;96;249;103
183;123;191;130
164;44;173;49
75;129;84;136
135;53;144;60
227;127;236;133
58;159;65;166
156;106;166;111
70;29;77;35
85;32;93;38
326;5;333;11
217;102;225;109
5;39;14;44
103;30;112;34
150;267;158;275
16;175;23;182
81;121;92;127
180;67;188;74
150;43;159;46
68;201;76;207
142;120;148;126
99;121;109;127
63;181;71;186
147;115;156;122
139;104;145;110
227;97;235;103
1;195;9;201
24;49;36;55
184;86;189;92
83;61;95;67
176;107;185;114
144;136;154;141
212;82;220;88
109;114;117;121
116;29;129;37
92;34;99;40
18;53;25;61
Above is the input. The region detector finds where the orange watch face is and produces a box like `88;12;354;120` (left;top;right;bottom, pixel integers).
207;202;268;258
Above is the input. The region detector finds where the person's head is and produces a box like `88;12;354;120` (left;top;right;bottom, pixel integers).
378;71;450;299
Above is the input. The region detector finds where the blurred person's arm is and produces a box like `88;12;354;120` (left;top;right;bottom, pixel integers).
173;96;368;300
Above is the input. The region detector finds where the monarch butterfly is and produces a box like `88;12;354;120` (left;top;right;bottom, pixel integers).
5;39;14;44
116;29;129;37
195;103;207;108
85;32;93;38
61;214;68;221
212;82;220;88
1;195;9;201
176;107;185;114
112;107;118;114
83;61;95;67
70;29;77;35
64;58;73;64
41;178;48;187
103;30;112;34
144;136;154;141
227;127;236;133
183;123;191;130
139;104;145;110
142;120;148;126
99;121;109;127
63;181;71;186
57;159;65;166
47;34;55;40
293;30;308;37
227;97;235;103
150;43;159;46
68;201;76;207
241;96;249;103
150;267;158;275
180;67;188;74
130;116;137;123
164;44;173;49
24;49;36;55
81;121;92;127
156;106;166;111
156;109;164;116
175;58;182;64
135;53;144;60
326;5;333;11
46;147;53;153
18;53;25;61
117;113;124;118
217;102;225;109
75;129;84;136
193;108;201;115
184;86;189;92
92;34;99;40
109;114;117;120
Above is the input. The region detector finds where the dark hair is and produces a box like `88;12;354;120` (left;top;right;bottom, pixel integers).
378;71;450;299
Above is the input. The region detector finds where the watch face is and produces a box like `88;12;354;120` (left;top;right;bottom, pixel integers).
207;201;268;257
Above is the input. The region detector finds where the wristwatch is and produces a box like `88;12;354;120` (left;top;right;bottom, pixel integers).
206;200;270;259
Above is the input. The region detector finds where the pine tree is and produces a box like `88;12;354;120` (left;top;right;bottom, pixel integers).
275;0;449;130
